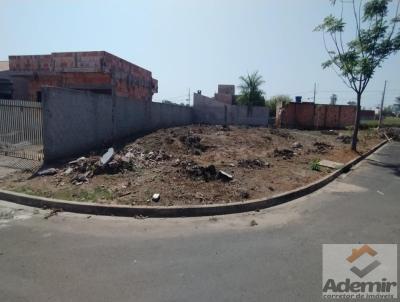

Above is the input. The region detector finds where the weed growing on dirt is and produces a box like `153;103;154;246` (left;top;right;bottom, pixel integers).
310;159;321;171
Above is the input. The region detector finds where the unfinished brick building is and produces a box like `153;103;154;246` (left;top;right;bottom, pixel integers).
214;84;236;105
7;51;158;101
276;101;375;129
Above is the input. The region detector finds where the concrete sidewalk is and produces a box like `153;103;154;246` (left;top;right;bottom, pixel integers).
0;142;399;302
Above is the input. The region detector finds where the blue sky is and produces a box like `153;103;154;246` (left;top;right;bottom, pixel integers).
1;0;399;108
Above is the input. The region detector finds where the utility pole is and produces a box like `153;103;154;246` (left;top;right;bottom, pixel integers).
313;83;316;103
186;88;191;106
378;80;387;129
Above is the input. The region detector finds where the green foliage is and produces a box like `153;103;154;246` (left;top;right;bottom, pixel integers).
237;71;266;107
266;95;292;117
315;0;400;93
310;159;321;171
361;116;400;128
315;0;400;150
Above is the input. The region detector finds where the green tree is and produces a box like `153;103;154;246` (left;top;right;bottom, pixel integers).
394;96;400;113
237;71;266;106
315;0;400;151
266;95;292;117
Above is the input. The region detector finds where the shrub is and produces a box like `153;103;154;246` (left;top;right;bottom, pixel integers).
310;159;321;171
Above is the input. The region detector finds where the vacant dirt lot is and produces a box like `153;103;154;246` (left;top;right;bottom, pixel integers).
0;125;382;206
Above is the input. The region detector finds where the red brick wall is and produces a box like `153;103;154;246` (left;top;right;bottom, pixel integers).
25;73;111;101
214;93;233;105
9;51;157;101
277;102;374;129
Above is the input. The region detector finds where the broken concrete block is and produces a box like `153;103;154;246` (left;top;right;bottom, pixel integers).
218;170;233;181
319;159;344;169
152;193;160;202
68;157;86;165
100;148;115;165
292;142;303;148
37;168;58;176
321;130;339;135
64;167;73;175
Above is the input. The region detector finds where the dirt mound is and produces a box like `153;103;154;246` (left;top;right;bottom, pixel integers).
179;133;209;155
270;129;293;139
313;142;333;154
238;159;268;168
273;148;294;159
380;127;400;141
336;134;352;144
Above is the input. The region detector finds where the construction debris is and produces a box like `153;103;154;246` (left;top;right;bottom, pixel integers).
185;163;218;181
238;159;268;169
152;193;160;202
336;133;352;144
319;159;344;169
292;142;303;149
274;148;294;159
100;148;115;165
37;168;58;176
380;127;400;141
218;170;233;182
313;142;333;154
179;133;209;154
321;130;339;135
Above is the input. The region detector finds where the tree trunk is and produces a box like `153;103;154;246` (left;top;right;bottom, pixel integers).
351;93;362;151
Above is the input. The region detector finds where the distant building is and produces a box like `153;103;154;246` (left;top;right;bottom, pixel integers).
195;84;236;105
276;101;375;129
214;84;236;105
0;61;12;99
1;51;158;101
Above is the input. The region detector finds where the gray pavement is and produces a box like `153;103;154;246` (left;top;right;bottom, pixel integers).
0;142;399;302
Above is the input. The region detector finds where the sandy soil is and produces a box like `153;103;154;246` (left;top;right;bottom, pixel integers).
0;125;382;206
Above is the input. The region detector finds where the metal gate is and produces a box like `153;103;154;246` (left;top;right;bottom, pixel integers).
0;99;43;161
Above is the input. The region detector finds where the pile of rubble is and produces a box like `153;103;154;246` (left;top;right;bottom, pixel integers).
36;147;172;185
178;133;209;155
238;159;269;169
313;141;333;154
380;127;400;141
179;160;233;182
273;148;295;159
336;133;352;144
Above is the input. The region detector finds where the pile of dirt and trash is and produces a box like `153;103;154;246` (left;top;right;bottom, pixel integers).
273;148;295;159
238;159;269;168
312;142;334;154
0;125;383;206
379;127;400;141
37;146;173;186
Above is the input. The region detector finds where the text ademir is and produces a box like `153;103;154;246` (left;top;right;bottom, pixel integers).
323;278;397;293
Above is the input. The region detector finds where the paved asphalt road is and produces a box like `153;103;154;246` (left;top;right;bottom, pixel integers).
0;142;399;302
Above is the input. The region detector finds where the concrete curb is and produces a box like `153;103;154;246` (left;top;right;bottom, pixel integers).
0;140;388;218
